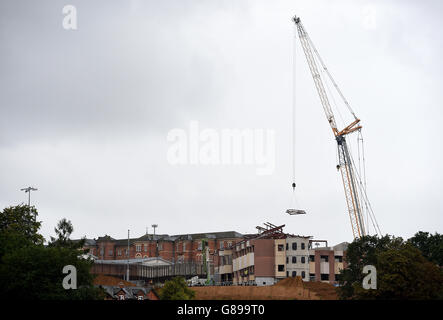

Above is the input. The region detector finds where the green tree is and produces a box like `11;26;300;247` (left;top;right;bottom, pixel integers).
408;231;443;266
0;205;44;258
338;235;443;300
160;277;195;300
0;206;103;300
0;245;103;300
48;218;85;249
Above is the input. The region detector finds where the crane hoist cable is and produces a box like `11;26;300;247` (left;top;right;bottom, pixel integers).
292;19;297;192
287;20;306;217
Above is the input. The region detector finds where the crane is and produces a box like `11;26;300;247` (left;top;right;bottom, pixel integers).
292;16;381;239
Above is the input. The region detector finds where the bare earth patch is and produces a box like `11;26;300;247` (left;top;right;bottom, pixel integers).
191;277;338;300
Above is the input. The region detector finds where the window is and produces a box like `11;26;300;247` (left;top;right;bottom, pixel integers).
292;242;297;250
137;296;144;301
301;256;305;264
335;256;343;262
183;243;186;251
301;243;305;250
158;243;163;251
278;265;285;272
144;244;148;252
220;242;224;250
292;271;296;277
278;245;284;251
286;271;289;277
302;271;306;278
198;242;202;250
125;249;129;257
292;256;297;264
117;250;121;256
108;249;113;256
136;244;141;252
286;243;289;250
320;255;329;262
286;257;289;264
228;241;232;248
119;294;125;300
321;274;329;281
309;255;315;262
100;248;104;256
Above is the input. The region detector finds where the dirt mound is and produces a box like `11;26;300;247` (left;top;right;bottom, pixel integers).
93;274;134;287
192;277;338;300
304;281;338;300
275;276;304;288
275;276;338;300
192;285;310;300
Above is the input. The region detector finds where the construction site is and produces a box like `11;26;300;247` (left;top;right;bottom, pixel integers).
2;0;442;310
87;15;382;300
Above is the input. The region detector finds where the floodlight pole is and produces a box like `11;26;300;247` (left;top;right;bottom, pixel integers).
127;229;130;282
151;224;159;274
20;187;38;217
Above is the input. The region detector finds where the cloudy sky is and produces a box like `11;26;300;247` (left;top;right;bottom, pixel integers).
1;0;442;245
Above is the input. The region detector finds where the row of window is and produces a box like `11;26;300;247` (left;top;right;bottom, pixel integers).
135;243;163;252
286;256;306;264
99;248;129;257
233;245;254;258
96;240;237;257
278;242;307;252
283;255;344;263
177;241;234;252
286;271;307;278
287;242;306;251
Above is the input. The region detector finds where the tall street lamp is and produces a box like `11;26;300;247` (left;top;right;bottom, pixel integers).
21;186;38;216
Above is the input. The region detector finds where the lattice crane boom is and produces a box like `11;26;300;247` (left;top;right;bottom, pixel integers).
293;16;378;239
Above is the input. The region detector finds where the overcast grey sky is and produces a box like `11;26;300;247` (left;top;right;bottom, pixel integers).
1;0;442;245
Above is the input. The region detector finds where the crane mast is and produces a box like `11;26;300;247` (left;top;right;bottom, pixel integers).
293;16;378;239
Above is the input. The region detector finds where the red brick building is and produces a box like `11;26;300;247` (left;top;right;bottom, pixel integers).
83;231;243;264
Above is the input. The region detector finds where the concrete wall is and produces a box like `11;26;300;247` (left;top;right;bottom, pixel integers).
255;277;275;286
285;237;310;281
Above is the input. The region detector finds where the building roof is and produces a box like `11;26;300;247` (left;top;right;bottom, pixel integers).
136;234;177;242
79;230;244;246
97;235;115;241
286;235;312;239
94;257;173;265
99;285;154;300
332;242;349;251
172;231;243;240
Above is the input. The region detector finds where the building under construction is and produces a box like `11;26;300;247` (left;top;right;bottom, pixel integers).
82;223;347;286
215;223;347;286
